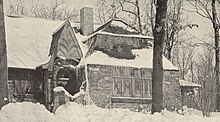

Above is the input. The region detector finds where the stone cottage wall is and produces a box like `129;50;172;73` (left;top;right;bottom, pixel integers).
163;70;182;110
86;64;181;111
87;64;113;108
86;34;153;59
94;34;151;50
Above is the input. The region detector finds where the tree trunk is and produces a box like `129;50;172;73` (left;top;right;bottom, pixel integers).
136;0;142;33
211;0;220;111
0;0;9;109
163;0;182;61
151;0;168;114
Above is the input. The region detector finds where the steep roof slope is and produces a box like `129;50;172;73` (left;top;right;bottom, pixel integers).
5;16;64;69
49;20;83;61
5;16;89;69
93;19;140;35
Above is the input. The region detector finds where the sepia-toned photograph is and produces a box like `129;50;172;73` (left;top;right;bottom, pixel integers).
0;0;220;121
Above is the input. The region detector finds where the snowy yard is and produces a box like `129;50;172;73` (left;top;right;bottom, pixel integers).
0;102;220;122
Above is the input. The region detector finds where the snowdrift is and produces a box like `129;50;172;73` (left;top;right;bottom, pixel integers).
55;102;220;122
0;102;220;122
0;102;63;122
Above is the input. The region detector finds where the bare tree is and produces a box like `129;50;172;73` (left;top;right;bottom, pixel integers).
95;0;121;24
149;0;193;61
117;0;142;33
151;0;168;113
194;46;216;116
186;0;220;111
95;0;153;34
175;44;195;80
163;0;183;60
0;0;9;109
6;0;27;16
30;0;78;21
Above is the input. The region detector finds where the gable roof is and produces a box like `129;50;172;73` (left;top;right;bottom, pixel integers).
78;48;178;70
49;20;83;60
77;19;177;70
93;18;140;35
5;16;89;69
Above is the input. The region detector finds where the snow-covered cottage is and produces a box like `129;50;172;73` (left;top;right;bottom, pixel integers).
5;7;199;111
5;16;85;109
5;16;65;104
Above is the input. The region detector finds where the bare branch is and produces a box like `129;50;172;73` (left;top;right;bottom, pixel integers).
30;0;78;21
118;0;138;17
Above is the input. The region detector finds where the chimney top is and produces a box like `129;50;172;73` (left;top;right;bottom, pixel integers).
80;7;94;36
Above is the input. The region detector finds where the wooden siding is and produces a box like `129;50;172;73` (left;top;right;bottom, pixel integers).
8;68;37;102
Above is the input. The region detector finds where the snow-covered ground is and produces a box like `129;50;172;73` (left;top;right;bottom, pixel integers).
0;102;220;122
0;102;63;122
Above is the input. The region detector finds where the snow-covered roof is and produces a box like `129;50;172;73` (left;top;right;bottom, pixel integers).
5;16;64;69
79;48;178;70
5;16;89;69
5;16;175;70
93;19;141;35
179;80;201;87
96;31;154;39
111;20;136;33
75;33;90;54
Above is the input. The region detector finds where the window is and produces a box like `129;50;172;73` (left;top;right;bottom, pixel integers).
111;68;152;98
122;78;132;97
133;79;142;97
113;78;122;97
143;79;152;98
14;80;33;95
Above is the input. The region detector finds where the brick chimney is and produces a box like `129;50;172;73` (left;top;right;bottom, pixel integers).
80;7;94;36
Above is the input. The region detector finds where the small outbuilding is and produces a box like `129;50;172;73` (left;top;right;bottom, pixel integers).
179;80;201;108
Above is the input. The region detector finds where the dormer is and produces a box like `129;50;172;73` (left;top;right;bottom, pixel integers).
41;20;83;69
